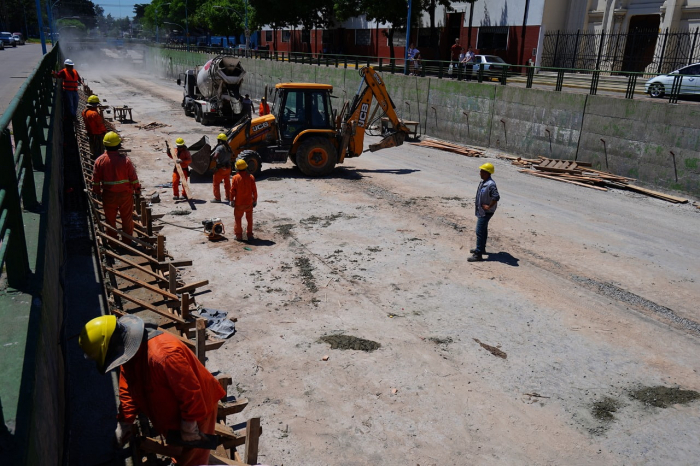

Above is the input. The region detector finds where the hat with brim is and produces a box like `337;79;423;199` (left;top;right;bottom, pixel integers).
102;315;145;373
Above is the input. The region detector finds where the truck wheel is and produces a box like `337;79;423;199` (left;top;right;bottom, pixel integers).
183;99;193;117
195;106;202;123
296;137;337;177
239;150;262;177
288;153;297;166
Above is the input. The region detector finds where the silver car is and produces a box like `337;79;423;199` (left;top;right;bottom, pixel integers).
645;63;700;98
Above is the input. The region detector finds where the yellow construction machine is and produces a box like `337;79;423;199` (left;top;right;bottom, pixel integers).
190;66;412;177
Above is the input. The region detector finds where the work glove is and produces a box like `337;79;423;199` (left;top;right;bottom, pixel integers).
180;419;202;442
114;421;134;448
176;158;182;164
253;201;257;208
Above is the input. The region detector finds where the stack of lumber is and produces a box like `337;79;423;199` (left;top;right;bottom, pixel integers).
411;138;482;157
498;155;689;204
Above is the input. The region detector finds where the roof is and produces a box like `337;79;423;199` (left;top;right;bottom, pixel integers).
275;83;333;91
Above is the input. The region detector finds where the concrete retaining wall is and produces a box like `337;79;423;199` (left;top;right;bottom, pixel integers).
145;47;700;196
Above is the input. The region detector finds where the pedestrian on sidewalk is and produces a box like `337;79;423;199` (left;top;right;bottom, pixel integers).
468;163;500;262
52;58;83;119
210;133;232;204
92;132;140;243
81;95;107;159
168;137;192;200
450;38;463;79
79;315;225;466
230;159;257;242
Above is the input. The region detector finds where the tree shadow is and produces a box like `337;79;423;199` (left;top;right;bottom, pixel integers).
485;251;519;266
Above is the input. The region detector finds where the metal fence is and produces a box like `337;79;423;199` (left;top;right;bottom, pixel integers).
541;29;700;74
0;45;59;287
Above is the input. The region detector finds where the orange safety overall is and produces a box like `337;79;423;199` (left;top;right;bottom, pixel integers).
117;331;226;466
259;101;270;116
92;150;140;241
230;170;257;237
82;107;107;159
170;146;192;197
211;143;232;202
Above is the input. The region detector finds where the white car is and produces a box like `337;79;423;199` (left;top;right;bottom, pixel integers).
468;55;509;75
645;63;700;98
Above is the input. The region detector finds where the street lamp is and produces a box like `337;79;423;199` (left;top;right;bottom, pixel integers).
155;2;172;44
213;3;249;51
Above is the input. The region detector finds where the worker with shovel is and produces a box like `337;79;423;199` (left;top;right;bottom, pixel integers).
230;159;257;241
167;137;192;200
79;315;225;465
211;133;232;204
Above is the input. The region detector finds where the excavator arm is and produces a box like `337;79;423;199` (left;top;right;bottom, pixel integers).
338;67;411;163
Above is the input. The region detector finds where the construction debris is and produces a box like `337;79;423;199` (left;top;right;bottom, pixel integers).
136;121;170;130
499;155;689;204
473;338;507;359
411;138;482;157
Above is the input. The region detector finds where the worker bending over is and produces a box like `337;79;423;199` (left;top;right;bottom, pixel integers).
79;315;225;466
211;133;232;204
92;132;140;243
52;58;83;119
259;96;270;116
82;95;107;159
168;137;192;200
230;159;257;241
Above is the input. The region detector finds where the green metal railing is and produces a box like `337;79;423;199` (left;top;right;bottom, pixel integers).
0;46;59;287
160;44;697;103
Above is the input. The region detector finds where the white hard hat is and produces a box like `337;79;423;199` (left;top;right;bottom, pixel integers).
64;59;74;66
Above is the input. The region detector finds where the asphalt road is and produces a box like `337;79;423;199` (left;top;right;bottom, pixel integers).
0;43;49;118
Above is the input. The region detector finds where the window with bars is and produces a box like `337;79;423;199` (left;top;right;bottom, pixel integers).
477;26;509;50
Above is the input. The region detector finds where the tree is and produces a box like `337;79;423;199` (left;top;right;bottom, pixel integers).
133;4;148;21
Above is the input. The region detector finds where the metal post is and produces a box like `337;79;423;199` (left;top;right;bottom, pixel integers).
526;66;534;88
595;30;605;70
571;30;581;69
689;28;699;66
467;1;475;48
185;0;189;51
657;29;669;74
34;0;46;54
625;74;637;99
590;70;600;95
404;0;413;75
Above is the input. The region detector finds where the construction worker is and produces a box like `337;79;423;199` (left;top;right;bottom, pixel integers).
241;94;253;118
79;315;225;466
81;95;107;159
230;159;257;241
210;133;232;204
468;162;500;262
92;132;140;242
167;137;192;200
52;58;83;119
259;96;270;116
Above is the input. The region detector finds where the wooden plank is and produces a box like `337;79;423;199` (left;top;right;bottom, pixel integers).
536;166;583;175
156;259;193;270
244;418;260;465
177;280;210;294
97;232;159;264
99;221;156;248
196;318;207;365
624;184;688;203
157;235;165;261
524;171;609;191
169;264;178;294
167;141;193;199
173;332;224;352
218;399;249;417
181;292;191;320
217;374;233;394
138;437;183;457
109;288;187;324
104;267;179;300
102;249;167;283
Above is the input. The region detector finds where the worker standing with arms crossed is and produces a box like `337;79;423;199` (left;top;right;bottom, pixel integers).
52;58;83;119
79;315;225;466
210;133;232;204
92;132;140;243
168;137;192;200
468;163;499;262
81;95;107;159
230;159;257;241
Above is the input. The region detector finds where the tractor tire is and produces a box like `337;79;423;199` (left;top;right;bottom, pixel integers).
296;137;337;177
288;152;297;166
239;150;262;177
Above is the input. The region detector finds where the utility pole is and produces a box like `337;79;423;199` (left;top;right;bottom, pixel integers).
185;0;189;51
404;0;413;75
520;0;531;67
35;0;46;54
467;0;475;48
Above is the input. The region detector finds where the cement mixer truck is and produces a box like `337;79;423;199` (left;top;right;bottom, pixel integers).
178;55;246;126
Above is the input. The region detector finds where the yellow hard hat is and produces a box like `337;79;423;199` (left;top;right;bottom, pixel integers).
175;137;185;146
87;95;100;104
217;133;228;142
235;159;248;170
79;315;117;369
479;162;495;174
103;131;122;148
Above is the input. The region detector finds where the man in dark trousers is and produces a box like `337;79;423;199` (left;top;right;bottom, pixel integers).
53;58;83;119
468;163;500;262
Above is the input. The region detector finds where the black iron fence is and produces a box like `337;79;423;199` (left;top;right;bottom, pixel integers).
542;28;700;74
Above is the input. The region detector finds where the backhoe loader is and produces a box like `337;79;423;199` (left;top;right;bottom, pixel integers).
189;66;412;177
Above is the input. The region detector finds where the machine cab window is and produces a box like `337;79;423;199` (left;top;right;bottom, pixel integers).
275;87;334;142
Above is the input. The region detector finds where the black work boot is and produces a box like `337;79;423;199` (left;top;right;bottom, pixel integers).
469;248;487;254
467;254;483;262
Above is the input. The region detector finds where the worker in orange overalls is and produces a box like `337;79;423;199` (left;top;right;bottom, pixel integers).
210;133;232;204
259;96;270;116
230;159;257;241
52;58;82;119
92;132;140;242
82;95;107;159
167;137;192;200
79;314;226;466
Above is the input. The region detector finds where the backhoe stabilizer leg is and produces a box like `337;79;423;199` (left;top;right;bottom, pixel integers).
368;131;406;152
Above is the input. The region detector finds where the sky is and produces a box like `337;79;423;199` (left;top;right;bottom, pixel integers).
94;0;148;19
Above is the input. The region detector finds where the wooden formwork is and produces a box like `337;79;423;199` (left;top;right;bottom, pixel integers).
76;85;262;464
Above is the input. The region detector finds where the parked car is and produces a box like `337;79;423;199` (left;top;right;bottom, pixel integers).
645;63;700;98
469;55;509;76
0;32;17;47
13;33;25;45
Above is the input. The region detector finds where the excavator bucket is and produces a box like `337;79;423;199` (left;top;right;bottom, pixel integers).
188;136;213;175
368;130;407;152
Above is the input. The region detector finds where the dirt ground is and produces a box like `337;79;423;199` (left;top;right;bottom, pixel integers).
79;57;700;466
